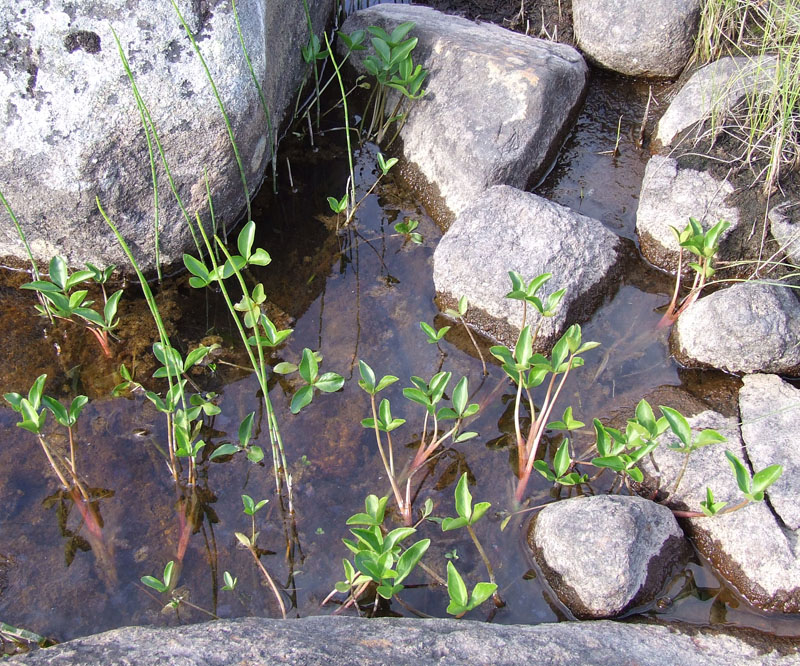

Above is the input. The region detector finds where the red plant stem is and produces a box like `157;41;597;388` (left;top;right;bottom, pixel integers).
516;356;575;503
87;327;113;357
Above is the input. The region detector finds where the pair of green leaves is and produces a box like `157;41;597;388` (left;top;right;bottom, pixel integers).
4;374;48;434
209;412;264;464
22;256;123;332
534;439;588;486
445;561;496;617
420;321;449;344
506;271;565;318
362;398;405;433
441;473;490;531
725;451;782;503
183;221;271;288
275;348;345;414
141;560;174;594
670;218;730;278
394;219;423;245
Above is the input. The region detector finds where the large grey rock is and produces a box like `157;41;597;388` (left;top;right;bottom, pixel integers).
10;616;800;665
636;155;739;273
573;0;701;78
739;374;800;530
528;495;689;619
340;5;588;222
656;56;778;147
0;0;330;274
433;185;623;348
671;282;800;375
639;410;800;613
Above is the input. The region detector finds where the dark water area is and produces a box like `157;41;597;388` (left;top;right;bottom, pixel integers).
1;67;799;652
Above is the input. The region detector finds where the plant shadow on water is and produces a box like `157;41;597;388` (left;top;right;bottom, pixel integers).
1;70;799;646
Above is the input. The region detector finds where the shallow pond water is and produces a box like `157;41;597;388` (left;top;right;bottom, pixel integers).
1;63;799;650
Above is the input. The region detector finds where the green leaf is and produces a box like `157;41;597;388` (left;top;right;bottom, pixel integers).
246;446;264;463
469;582;497;609
751;464;783;495
242;494;255;515
376;375;399;392
454;431;478;443
454;473;472;521
273;362;297;375
694;429;727;449
42;396;68;425
388;21;415;44
140;575;167;593
441;516;468;532
660;406;692;448
554;439;571;478
235;532;252;548
237;220;256;259
533;460;556;482
514;326;533;368
725;450;751;494
446;561;469;610
49;256;68;290
298;348;319;385
183;253;209;280
209;443;239;460
315;372;344;393
290;385;314;414
452;376;468;416
358;360;376;393
395;539;430;584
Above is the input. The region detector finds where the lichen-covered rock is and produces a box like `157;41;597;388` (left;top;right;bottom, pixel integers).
656;56;778;147
636;155;739;273
671;282;800;375
528;495;689;619
433;185;623;348
0;0;330;274
739;374;800;530
340;5;588;223
573;0;701;78
639;409;800;613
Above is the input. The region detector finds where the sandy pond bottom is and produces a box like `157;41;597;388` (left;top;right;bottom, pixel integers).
1;71;799;652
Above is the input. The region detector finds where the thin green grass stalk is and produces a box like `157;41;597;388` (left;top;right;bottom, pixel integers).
0;188;54;322
302;0;323;129
323;30;357;221
203;169;221;261
112;28;203;260
232;0;278;194
170;0;252;222
192;215;293;508
97;198;189;480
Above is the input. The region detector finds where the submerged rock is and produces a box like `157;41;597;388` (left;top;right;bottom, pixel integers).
671;282;800;375
572;0;701;78
528;495;689;619
739;374;800;531
340;5;588;223
639;409;800;613
0;0;330;274
432;185;623;348
636;155;739;273
10;615;800;665
656;55;778;147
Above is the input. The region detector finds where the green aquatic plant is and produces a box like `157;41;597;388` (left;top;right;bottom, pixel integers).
360;22;428;144
329;494;430;615
21;255;122;357
393;218;423;245
274;348;345;414
659;218;730;327
440;473;501;607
